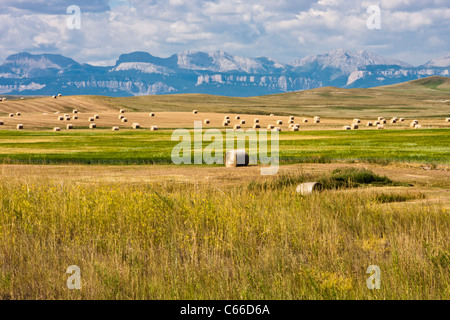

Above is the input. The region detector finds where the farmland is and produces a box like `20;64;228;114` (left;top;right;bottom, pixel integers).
0;76;449;300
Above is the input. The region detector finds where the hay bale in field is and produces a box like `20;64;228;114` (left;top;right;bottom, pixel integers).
291;126;299;131
89;117;95;122
412;120;419;124
381;119;386;124
400;118;405;122
65;116;71;121
235;115;240;120
240;120;246;124
53;127;60;132
254;118;259;123
267;124;275;129
73;115;78;120
16;112;21;116
58;116;64;121
151;126;158;131
9;113;14;117
253;124;260;129
296;182;323;195
112;126;119;131
119;114;124;120
132;123;140;129
303;119;308;123
414;124;422;129
410;122;417;128
52;95;57;99
366;121;373;127
270;114;274;117
374;121;380;125
224;116;230;120
276;120;283;125
289;116;295;120
150;113;155;117
343;126;351;130
273;127;281;132
0;120;3;125
314;118;320;123
390;119;397;124
94;114;99;119
223;121;229;126
121;118;128;123
17;124;23;130
120;109;125;113
351;124;359;130
378;117;384;121
64;114;69;117
377;124;384;129
193;110;198;114
225;149;249;167
89;123;96;129
353;119;360;124
66;124;73;130
234;124;241;130
73;109;78;114
204;119;210;125
288;119;294;124
58;94;62;97
445;118;450;122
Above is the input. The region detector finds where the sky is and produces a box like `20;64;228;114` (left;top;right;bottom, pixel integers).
0;0;448;66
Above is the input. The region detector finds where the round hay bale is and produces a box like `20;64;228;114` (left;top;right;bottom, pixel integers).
204;119;210;125
343;126;351;130
66;124;73;130
254;119;259;123
291;126;299;131
9;113;14;117
378;117;384;121
58;116;64;121
353;119;360;124
52;95;57;99
253;124;260;129
223;121;229;126
351;124;359;130
150;113;155;117
121;118;128;123
73;115;78;120
390;119;397;124
151;126;158;131
65;116;71;121
314;119;320;123
276;120;283;125
303;119;308;123
410;122;417;128
288;119;294;124
89;117;95;122
366;122;373;127
119;115;124;120
89;123;96;129
382;119;386;124
17;124;23;130
73;109;78;114
120;109;125;113
53;127;60;132
224;116;230;120
58;94;62;97
132;123;140;129
234;124;241;130
377;124;384;129
0;120;3;125
289;116;295;121
16;112;21;116
374;121;380;125
400;118;405;122
414;124;422;129
296;182;323;195
225;149;249;167
267;124;275;129
193;110;198;114
235;116;240;120
240;120;245;125
273;127;281;132
445;118;450;122
94;114;100;119
112;126;119;131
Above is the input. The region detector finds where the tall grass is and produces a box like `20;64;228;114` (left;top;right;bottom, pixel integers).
0;173;448;300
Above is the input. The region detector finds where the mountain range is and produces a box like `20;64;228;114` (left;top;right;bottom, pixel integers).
0;49;448;97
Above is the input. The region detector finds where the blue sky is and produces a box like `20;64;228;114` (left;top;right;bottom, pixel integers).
0;0;448;66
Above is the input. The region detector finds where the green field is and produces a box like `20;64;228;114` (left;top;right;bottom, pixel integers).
0;129;448;165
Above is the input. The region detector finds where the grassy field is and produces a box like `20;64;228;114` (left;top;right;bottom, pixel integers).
0;166;449;299
0;129;448;165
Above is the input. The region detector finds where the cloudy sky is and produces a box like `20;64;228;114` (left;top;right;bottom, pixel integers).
0;0;448;66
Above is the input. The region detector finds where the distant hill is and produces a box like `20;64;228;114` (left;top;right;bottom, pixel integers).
1;76;448;119
0;49;448;97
